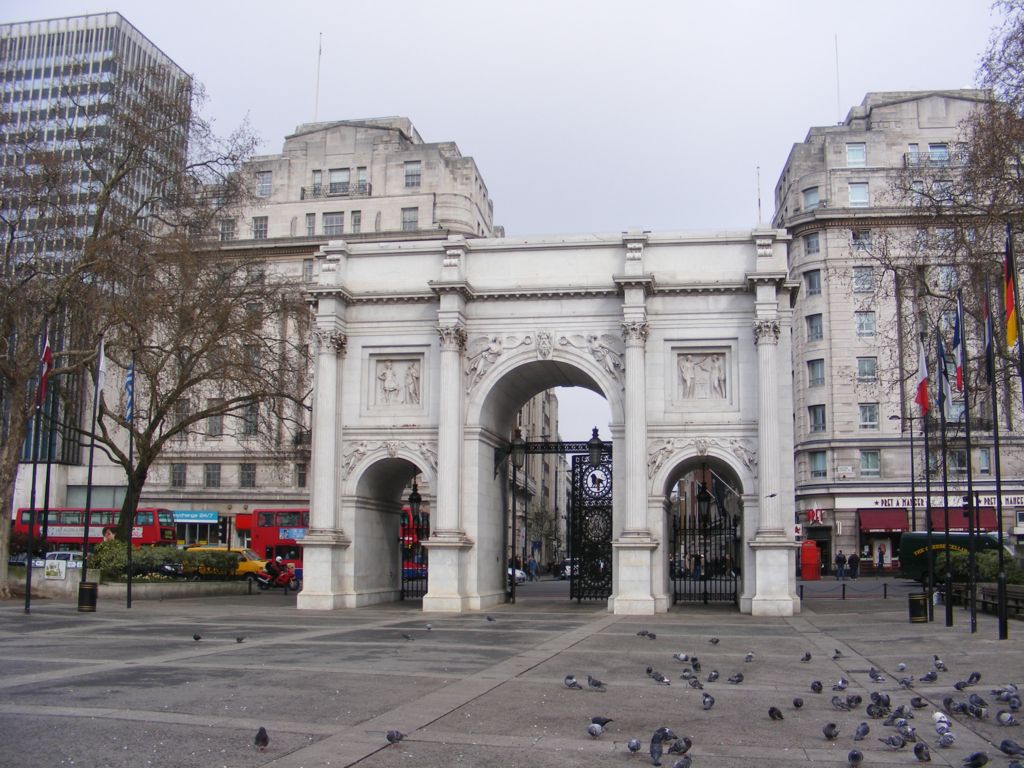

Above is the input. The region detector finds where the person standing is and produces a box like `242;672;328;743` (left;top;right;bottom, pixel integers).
527;555;538;582
877;543;886;571
834;550;847;580
847;551;860;579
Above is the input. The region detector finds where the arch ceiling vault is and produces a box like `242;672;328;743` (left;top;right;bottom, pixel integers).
298;230;800;616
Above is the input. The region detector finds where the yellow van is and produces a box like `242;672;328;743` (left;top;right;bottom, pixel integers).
184;545;268;580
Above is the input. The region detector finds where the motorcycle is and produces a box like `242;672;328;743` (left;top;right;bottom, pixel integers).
256;564;299;591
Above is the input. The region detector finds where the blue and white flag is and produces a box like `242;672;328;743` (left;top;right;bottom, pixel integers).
124;361;135;422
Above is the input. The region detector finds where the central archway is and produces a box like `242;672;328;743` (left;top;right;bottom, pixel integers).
459;346;625;610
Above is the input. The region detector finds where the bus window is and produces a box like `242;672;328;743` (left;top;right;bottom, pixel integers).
257;511;275;527
279;512;301;527
135;511;154;526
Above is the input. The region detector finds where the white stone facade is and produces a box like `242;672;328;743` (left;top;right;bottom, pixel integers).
298;230;800;616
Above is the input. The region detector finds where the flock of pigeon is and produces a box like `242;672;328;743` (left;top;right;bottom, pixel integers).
562;632;1023;767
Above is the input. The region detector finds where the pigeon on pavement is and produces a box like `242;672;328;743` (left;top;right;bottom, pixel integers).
833;677;849;691
911;696;927;709
687;678;703;690
254;727;269;752
962;753;989;768
801;651;812;662
897;662;908;672
934;655;947;671
920;671;938;683
848;749;864;766
386;730;406;744
587;675;607;692
628;738;642;755
853;722;869;740
706;670;719;683
811;680;823;693
728;672;743;684
650;670;671;686
591;716;614;727
236;636;245;643
880;733;906;750
832;649;843;660
637;629;649;636
667;736;693;755
745;652;755;663
709;637;720;644
999;711;1020;726
702;693;715;710
486;615;496;622
869;668;886;682
587;723;605;738
823;723;840;740
793;697;804;709
914;742;932;762
1000;739;1024;756
192;633;201;642
401;633;414;641
564;674;583;690
831;695;851;711
650;729;669;766
672;653;689;663
768;706;784;721
671;757;692;768
936;732;957;748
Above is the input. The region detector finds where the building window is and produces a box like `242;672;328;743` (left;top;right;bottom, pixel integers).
855;311;876;337
804;269;821;296
802;186;820;211
907;143;920;164
928;143;950;164
846;142;866;167
242;403;259;437
171;399;190;438
401;207;418;231
296;462;308;488
848;182;869;207
356;167;367;193
912;180;925;205
808;405;826;433
311;169;322;195
404;160;422;188
302;258;314;282
935;263;957;292
252;216;268;240
806;313;823;342
351;210;362;233
807;359;825;387
860;450;880;476
171;463;186;488
857;356;877;381
305;213;315;237
324;212;344;236
204;463;221;488
255;171;272;198
950;449;968;474
329;168;350;194
219;220;236;242
859;402;879;429
810;450;827;478
240;463;257;488
933;179;954;205
851;229;872;251
853;266;874;292
206;398;224;437
804;232;820;255
979;448;991;475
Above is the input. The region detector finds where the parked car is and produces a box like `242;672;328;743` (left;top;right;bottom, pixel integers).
7;552;28;567
508;567;526;586
44;551;83;568
184;545;268;580
559;558;578;580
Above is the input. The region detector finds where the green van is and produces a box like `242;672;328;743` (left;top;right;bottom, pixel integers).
898;532;1011;582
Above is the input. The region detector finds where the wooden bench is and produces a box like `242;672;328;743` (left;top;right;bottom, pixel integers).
979;583;1024;617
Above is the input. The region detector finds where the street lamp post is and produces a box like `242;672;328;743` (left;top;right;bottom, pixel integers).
890;414;918;531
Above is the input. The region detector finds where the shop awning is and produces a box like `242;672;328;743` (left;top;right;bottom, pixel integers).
858;509;909;532
234;512;252;531
928;507;997;532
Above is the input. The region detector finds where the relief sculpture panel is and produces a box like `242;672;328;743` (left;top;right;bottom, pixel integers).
677;352;727;400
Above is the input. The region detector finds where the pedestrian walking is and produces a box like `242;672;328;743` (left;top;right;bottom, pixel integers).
834;550;847;580
847;552;860;579
527;556;538;582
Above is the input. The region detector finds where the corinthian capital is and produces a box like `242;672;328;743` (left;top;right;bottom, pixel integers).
621;320;649;345
437;324;467;352
313;329;347;354
753;319;780;345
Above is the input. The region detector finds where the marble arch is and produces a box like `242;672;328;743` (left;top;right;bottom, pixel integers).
297;229;801;616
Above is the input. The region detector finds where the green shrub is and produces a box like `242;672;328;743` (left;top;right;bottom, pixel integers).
947;550;1024;584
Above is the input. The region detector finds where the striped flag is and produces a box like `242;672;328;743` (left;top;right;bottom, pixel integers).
951;294;964;392
937;328;952;420
124;360;135;422
35;325;53;408
1007;228;1019;350
915;337;929;415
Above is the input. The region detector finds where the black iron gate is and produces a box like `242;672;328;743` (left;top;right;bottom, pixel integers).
569;453;613;601
399;510;430;600
671;502;740;604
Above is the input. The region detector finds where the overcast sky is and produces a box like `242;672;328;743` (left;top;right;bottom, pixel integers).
3;0;1000;439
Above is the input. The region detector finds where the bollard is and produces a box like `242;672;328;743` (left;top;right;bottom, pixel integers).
883;583;888;600
799;584;804;601
842;584;846;600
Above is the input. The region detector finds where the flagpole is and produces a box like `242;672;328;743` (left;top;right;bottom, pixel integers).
937;325;954;627
126;354;135;610
918;331;935;621
956;290;977;634
986;275;1009;640
41;374;59;551
1007;223;1024;412
25;320;51;615
79;338;104;612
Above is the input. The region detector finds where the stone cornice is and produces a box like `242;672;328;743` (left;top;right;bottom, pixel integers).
428;280;476;300
612;274;656;295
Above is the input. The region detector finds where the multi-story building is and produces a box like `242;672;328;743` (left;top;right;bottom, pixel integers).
3;13;190;507
775;90;1024;574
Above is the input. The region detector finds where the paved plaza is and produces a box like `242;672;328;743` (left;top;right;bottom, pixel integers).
0;582;1020;768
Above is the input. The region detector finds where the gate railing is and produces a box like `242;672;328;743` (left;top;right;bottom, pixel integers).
670;513;739;604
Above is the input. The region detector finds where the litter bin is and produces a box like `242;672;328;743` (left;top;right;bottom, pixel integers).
908;592;928;623
77;582;98;613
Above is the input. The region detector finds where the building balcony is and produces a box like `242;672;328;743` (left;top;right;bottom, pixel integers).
903;151;965;168
300;182;372;200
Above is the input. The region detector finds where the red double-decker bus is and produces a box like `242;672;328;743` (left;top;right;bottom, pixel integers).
13;507;177;549
250;509;308;577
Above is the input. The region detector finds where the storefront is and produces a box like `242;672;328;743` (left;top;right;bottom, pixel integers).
173;510;219;546
858;509;909;571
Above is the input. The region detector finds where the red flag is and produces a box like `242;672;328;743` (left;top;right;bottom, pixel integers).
35;329;53;408
915;337;929;415
1007;231;1019;350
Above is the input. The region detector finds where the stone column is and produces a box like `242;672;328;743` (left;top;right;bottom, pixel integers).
297;325;351;610
754;318;782;534
622;320;650;534
422;323;473;612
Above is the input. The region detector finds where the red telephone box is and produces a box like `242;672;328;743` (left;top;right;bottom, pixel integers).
800;540;821;581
